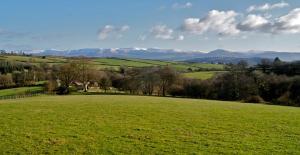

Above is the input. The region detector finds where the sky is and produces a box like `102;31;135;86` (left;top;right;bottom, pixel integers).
1;0;300;52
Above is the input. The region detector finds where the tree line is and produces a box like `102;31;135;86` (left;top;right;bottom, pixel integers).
0;60;50;89
1;56;299;107
47;58;299;106
170;61;300;106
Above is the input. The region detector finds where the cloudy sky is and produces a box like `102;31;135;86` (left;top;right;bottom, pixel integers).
1;0;300;52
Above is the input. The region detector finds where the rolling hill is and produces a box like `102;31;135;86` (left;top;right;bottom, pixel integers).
24;48;300;63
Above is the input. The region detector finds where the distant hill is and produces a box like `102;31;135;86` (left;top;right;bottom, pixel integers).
186;57;266;66
23;48;300;64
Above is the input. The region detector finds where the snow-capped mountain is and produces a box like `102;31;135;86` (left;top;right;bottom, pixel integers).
25;48;300;63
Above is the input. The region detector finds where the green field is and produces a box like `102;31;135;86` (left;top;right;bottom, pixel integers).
92;58;224;71
0;95;299;154
0;86;43;97
184;71;226;80
0;55;224;71
0;55;66;64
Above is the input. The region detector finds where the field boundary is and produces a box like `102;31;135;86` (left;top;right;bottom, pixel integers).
0;92;50;100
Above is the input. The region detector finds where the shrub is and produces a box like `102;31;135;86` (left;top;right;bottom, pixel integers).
56;86;69;95
289;78;300;106
244;95;264;103
44;80;58;93
275;92;292;106
169;85;185;97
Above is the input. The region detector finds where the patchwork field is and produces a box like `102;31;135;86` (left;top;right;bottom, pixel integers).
0;95;299;154
0;55;224;71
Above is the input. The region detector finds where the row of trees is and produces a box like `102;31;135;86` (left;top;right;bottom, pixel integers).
169;61;300;106
257;57;300;76
0;60;50;89
1;56;299;107
52;58;299;106
53;58;179;96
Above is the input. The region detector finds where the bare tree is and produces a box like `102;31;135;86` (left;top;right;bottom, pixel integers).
57;61;79;89
139;68;160;95
97;71;111;92
77;57;97;92
157;66;177;96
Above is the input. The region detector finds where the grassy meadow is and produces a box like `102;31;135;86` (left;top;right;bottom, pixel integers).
0;86;43;97
0;95;299;154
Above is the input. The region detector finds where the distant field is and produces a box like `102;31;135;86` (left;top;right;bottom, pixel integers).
0;95;299;154
0;55;66;64
184;71;226;80
92;58;224;71
0;86;43;97
0;55;224;71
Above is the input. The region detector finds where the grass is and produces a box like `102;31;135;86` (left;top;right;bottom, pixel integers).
0;55;224;71
93;58;224;71
189;63;225;70
0;95;299;154
0;86;43;97
184;71;226;80
0;55;66;64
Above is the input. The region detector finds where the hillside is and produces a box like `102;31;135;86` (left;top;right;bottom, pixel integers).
0;54;224;71
0;95;299;154
24;48;300;62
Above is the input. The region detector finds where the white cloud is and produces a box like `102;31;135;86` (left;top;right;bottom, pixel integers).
247;1;289;12
147;25;184;41
181;8;300;36
273;8;300;34
182;10;240;36
120;25;130;32
238;8;300;34
172;2;192;9
176;35;185;41
98;25;130;40
150;25;174;40
98;25;114;40
138;35;147;41
237;14;270;32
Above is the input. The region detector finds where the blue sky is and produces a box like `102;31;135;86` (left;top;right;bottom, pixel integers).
1;0;300;52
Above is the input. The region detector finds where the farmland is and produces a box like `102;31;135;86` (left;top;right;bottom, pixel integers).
0;55;224;71
0;95;299;154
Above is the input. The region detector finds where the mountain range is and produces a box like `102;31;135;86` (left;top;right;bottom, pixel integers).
26;48;300;64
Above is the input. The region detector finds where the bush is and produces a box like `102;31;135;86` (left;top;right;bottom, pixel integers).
244;95;264;103
44;80;58;93
56;86;69;95
275;92;292;106
169;85;185;97
0;74;15;89
289;78;300;106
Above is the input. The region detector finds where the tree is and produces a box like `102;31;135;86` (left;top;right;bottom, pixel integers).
77;57;97;92
12;71;23;86
139;68;160;95
122;68;142;94
259;59;272;73
57;61;79;93
157;66;177;96
97;71;111;92
0;74;14;88
289;78;300;106
44;80;58;94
